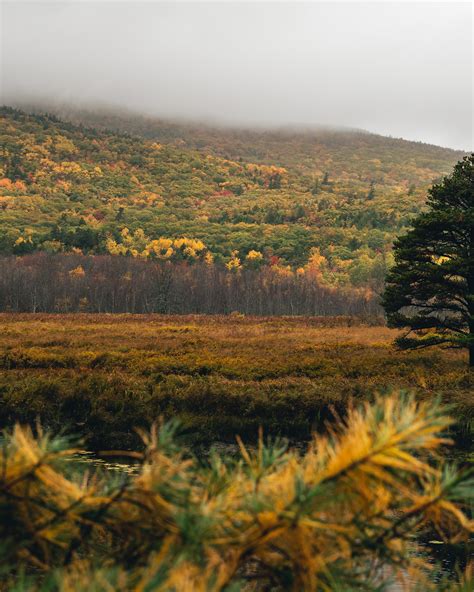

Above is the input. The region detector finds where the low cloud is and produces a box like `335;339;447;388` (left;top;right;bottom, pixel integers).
1;1;472;149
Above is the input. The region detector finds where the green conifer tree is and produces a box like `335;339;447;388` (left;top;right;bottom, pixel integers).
382;154;474;366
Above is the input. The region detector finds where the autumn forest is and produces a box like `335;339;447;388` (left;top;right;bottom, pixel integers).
0;106;466;302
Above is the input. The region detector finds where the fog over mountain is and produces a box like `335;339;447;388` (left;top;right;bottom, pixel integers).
1;0;472;150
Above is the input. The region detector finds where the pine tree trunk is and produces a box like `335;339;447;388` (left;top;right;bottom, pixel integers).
469;310;474;368
469;317;474;367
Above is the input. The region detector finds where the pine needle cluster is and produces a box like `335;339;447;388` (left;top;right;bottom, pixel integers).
1;393;472;591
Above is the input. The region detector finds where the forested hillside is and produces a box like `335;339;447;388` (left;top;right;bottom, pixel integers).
0;106;465;291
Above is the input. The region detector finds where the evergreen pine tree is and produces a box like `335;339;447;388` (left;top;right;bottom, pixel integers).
382;154;474;366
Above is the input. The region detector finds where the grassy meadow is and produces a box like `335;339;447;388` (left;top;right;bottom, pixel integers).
0;314;471;449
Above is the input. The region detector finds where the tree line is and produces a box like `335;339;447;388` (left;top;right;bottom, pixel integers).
0;253;380;316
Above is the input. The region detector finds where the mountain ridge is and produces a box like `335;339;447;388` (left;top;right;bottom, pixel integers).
9;99;465;153
0;105;466;289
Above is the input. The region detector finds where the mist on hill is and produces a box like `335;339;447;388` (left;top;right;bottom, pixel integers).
1;1;472;150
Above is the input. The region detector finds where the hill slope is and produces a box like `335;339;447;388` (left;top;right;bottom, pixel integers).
0;106;465;288
41;104;463;185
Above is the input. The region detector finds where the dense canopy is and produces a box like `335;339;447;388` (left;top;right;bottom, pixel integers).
0;106;466;291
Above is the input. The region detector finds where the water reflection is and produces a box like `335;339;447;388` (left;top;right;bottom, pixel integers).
73;451;141;476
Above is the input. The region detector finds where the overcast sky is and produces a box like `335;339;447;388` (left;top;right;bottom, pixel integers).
1;1;472;149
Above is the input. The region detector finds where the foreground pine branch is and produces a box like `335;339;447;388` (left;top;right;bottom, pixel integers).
1;393;472;591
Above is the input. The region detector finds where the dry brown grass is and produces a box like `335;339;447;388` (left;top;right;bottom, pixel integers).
0;314;471;448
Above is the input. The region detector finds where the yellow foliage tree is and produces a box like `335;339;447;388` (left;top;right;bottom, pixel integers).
226;250;241;271
68;265;85;278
